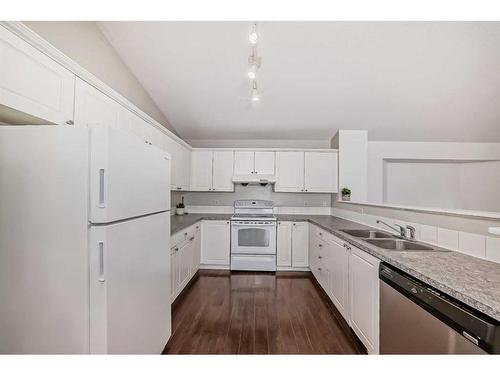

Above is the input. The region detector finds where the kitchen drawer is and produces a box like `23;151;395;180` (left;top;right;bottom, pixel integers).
171;223;197;249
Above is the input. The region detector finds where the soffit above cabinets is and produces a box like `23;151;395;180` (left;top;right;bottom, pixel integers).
98;21;500;142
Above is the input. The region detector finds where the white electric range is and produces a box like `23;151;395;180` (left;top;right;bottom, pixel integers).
230;200;277;271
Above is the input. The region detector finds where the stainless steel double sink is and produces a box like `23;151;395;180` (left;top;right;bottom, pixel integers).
339;229;447;252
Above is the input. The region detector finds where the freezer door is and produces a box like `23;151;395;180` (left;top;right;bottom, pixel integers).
89;125;171;223
0;126;89;354
89;212;171;354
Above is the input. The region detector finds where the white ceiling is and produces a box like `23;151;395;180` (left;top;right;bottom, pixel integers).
98;22;500;142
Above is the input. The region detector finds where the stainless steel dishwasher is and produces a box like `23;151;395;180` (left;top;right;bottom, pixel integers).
379;263;500;354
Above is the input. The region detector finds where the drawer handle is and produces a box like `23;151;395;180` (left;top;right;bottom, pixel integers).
175;247;179;252
317;267;322;271
189;236;195;241
318;256;322;259
319;232;323;236
318;244;323;248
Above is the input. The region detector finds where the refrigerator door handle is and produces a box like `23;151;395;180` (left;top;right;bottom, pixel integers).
98;241;105;282
99;168;106;208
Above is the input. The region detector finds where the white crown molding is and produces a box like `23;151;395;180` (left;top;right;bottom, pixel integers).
0;21;192;150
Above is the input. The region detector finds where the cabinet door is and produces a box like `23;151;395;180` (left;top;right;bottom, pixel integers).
74;78;120;129
234;151;254;175
291;222;309;267
349;245;380;354
164;137;179;189
191;224;201;274
0;27;75;125
178;241;192;292
277;221;292;267
176;144;191;190
190;151;213;191
170;247;179;302
304;152;338;193
275;152;304;192
201;221;230;265
328;239;349;321
212;151;234;191
254;151;275;175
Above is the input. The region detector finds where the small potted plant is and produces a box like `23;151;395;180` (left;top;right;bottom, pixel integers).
176;196;186;216
341;187;351;201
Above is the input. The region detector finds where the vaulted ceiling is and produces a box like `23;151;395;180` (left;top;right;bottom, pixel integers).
98;22;500;142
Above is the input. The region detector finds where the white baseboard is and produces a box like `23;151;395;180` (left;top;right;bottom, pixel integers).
276;267;310;272
199;264;230;270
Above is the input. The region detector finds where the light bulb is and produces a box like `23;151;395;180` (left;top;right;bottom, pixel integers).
249;31;258;45
247;65;257;80
249;24;258;45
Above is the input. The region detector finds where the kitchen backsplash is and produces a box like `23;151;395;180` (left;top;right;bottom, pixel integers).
171;184;331;209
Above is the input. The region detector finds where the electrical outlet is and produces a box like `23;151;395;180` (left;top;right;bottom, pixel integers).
214;199;220;205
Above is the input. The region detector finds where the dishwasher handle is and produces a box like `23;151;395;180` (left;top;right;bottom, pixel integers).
379;263;500;354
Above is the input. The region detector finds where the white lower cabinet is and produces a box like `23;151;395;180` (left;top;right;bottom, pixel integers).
309;224;380;354
348;245;380;354
277;221;292;267
277;221;309;269
291;222;309;267
200;220;230;266
170;223;201;302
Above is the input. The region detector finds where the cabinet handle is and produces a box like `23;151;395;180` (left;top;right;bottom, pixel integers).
189;236;195;241
318;256;322;259
175;247;179;252
98;241;105;282
65;120;74;125
318;243;323;248
317;267;322;271
98;169;105;207
319;232;323;236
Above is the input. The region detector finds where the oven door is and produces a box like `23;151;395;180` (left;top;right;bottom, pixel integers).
231;222;276;255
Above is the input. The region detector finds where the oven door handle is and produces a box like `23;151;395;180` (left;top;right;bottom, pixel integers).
231;223;276;227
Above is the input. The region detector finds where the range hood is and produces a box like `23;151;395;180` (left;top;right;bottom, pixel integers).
232;174;277;186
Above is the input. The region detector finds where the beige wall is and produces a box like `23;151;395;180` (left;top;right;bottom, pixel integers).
23;21;178;135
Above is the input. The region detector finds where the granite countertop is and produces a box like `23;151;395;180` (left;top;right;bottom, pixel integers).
171;213;500;321
278;215;500;322
170;213;232;234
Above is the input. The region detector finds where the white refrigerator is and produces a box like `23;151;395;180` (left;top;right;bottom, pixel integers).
0;125;172;354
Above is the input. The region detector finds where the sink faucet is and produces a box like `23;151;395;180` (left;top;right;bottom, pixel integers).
376;220;416;240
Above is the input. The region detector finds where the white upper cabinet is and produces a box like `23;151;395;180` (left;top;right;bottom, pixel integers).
275;151;338;193
0;27;75;126
304;152;338;193
173;143;191;191
254;151;275;175
190;151;213;191
234;151;275;176
234;151;254;175
191;150;234;192
275;151;305;192
212;151;234;191
74;79;121;129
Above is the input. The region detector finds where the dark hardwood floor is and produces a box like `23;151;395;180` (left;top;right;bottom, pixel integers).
163;270;366;354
